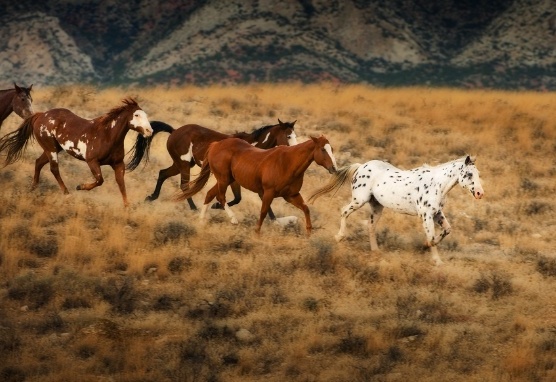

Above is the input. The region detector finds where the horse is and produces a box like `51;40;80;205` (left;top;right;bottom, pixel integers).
126;119;298;214
0;99;152;207
177;136;337;235
0;83;34;131
308;156;484;265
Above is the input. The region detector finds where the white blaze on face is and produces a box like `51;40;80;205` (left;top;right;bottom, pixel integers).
324;143;337;171
130;110;152;137
288;131;298;145
180;142;194;162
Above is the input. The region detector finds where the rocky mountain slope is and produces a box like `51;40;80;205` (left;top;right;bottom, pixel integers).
1;0;555;89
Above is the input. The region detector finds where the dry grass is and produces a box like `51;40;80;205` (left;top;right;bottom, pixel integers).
0;84;555;381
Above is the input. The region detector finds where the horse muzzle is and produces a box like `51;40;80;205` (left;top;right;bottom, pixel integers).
473;190;484;199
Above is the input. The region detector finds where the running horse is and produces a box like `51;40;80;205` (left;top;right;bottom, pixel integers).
308;156;484;265
177;136;337;235
0;99;152;206
127;119;297;215
0;83;34;131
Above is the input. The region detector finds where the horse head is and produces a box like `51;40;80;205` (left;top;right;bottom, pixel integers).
458;155;484;199
125;99;153;138
311;135;337;174
276;119;298;146
13;83;34;118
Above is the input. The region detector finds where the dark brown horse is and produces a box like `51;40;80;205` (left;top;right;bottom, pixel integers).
127;119;297;214
177;136;337;234
0;83;34;131
0;99;152;206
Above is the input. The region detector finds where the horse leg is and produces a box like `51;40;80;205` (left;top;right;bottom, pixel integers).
335;195;366;242
212;181;242;209
111;161;129;207
199;184;219;223
179;162;198;210
146;162;180;201
77;160;104;191
42;151;70;195
368;197;384;251
31;152;50;191
255;191;276;233
422;212;444;266
431;210;451;245
283;193;311;235
215;181;238;225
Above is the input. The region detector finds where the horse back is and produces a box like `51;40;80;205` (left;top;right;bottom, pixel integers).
168;124;231;162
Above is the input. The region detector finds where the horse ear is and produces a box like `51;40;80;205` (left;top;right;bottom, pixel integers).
292;120;296;128
310;136;318;142
278;118;283;124
29;84;33;92
14;82;21;91
465;155;473;165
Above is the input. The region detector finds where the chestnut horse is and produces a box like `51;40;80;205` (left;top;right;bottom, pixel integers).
0;83;34;131
177;136;337;234
127;119;297;214
0;99;152;206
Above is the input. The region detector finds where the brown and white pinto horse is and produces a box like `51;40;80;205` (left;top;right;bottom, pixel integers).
0;99;152;206
0;83;34;131
127;119;297;213
177;136;337;235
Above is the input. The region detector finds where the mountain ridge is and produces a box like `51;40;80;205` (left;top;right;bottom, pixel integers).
1;0;554;89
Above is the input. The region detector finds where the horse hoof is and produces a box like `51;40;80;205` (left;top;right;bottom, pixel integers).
145;195;154;202
230;217;238;225
76;185;82;190
211;202;223;210
334;234;344;242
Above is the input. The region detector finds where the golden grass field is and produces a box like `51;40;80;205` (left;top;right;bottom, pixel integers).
0;84;555;382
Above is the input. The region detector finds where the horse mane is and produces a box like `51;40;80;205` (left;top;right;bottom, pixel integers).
422;156;469;169
233;123;275;140
100;98;139;128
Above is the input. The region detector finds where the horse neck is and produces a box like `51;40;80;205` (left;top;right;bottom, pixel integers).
286;139;316;176
434;161;464;196
0;90;14;122
99;116;131;147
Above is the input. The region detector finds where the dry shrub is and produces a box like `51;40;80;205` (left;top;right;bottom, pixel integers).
473;270;513;299
153;221;196;244
537;256;556;277
304;239;337;275
95;277;139;314
7;273;54;309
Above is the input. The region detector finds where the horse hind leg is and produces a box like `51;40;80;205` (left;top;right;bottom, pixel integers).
37;151;69;194
335;195;366;242
284;193;311;235
367;197;384;251
146;162;180;202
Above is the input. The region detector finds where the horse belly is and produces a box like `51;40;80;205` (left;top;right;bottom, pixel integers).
371;183;418;216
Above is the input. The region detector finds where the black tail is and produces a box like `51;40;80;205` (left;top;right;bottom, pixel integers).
126;120;175;171
0;114;37;166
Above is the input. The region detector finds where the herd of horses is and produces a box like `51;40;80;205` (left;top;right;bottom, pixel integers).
0;84;485;265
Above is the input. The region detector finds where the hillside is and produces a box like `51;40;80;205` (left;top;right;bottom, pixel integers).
1;0;555;89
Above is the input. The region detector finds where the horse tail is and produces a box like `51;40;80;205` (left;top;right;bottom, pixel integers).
0;114;37;166
126;120;175;171
307;163;361;204
175;149;212;202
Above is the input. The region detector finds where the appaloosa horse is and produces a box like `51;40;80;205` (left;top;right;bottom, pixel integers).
308;156;484;265
0;83;34;131
127;119;298;214
177;136;337;235
0;99;152;206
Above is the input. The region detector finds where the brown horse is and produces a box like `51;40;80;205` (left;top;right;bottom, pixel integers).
0;99;152;206
0;83;34;131
127;119;297;214
177;136;337;234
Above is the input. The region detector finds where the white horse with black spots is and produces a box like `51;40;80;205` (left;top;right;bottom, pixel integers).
308;156;484;265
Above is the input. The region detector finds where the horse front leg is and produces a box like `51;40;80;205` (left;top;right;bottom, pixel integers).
77;160;104;191
179;161;198;210
111;161;128;207
432;210;451;245
283;193;311;235
422;212;444;266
